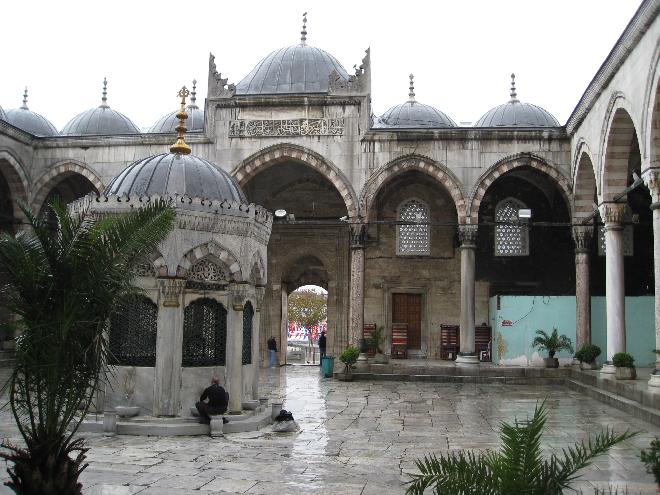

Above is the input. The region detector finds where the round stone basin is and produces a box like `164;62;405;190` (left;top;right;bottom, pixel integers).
115;406;140;418
242;400;259;410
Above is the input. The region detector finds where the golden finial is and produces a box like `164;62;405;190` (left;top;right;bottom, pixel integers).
170;86;192;155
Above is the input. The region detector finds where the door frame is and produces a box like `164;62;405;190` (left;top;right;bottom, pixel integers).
383;284;430;357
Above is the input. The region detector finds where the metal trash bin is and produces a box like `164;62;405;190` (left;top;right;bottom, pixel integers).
321;356;335;378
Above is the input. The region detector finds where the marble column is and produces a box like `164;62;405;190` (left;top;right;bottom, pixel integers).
153;278;186;416
599;203;627;374
456;225;479;365
252;286;265;398
643;170;660;386
348;223;367;349
573;226;593;352
227;283;249;413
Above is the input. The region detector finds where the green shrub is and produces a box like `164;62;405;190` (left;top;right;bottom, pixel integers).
339;346;360;368
640;438;660;489
575;344;601;364
368;326;384;353
612;352;634;368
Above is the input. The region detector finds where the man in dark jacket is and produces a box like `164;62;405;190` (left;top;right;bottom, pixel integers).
318;331;327;363
196;377;229;424
267;336;278;368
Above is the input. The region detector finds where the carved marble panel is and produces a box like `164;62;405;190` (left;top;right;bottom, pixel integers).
229;118;344;137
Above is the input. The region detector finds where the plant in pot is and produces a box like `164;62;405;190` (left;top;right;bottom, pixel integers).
532;328;574;368
338;346;360;381
369;326;388;364
575;343;601;370
612;352;636;380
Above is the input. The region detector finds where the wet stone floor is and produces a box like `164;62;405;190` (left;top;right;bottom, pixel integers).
1;366;659;494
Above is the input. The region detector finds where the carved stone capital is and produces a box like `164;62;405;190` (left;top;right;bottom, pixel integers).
458;225;478;247
229;282;250;311
255;286;266;312
643;168;660;205
158;278;186;307
350;222;367;249
598;202;626;227
572;226;594;253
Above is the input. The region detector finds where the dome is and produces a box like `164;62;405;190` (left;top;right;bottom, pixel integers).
375;75;456;128
105;152;246;203
5;89;58;136
149;81;204;133
475;74;560;128
61;79;140;136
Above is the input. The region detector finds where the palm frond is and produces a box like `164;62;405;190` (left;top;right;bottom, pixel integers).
406;451;496;495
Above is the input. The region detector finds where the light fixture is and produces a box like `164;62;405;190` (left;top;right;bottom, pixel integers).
518;209;532;220
339;216;348;222
274;209;287;218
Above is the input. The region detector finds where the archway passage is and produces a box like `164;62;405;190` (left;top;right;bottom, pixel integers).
286;284;328;365
39;172;99;217
0;170;15;234
476;166;573;295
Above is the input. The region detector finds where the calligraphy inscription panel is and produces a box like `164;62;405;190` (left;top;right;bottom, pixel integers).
229;118;344;137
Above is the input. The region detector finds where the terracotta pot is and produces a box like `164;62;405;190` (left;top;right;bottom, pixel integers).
615;367;637;380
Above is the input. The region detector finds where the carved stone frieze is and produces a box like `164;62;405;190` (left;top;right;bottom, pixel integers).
208;53;236;98
229;118;344;137
458;225;478;247
158;278;186;307
572;226;594;254
598;202;626;227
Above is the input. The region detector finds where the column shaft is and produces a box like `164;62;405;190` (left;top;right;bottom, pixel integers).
348;223;366;348
456;225;478;365
643;170;660;383
573;226;593;351
227;284;248;414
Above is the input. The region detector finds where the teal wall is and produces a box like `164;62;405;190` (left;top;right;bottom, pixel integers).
489;295;654;367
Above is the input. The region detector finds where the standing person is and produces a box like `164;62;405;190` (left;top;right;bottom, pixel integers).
318;331;327;364
195;376;229;425
267;336;278;368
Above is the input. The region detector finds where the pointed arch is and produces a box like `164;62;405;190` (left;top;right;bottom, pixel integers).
468;152;572;223
176;241;243;281
0;149;30;222
231;143;358;218
360;154;466;222
31;160;104;212
643;41;660;169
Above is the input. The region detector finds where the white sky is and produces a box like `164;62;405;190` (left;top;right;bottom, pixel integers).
0;0;642;131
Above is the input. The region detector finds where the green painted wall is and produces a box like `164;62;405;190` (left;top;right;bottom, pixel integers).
489;295;654;367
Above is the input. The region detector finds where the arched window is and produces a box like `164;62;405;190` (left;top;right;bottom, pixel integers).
183;298;227;366
494;198;529;256
397;199;430;255
242;301;254;365
109;296;157;366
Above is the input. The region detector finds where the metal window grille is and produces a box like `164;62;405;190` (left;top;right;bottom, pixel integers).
109;296;157;366
242;301;254;365
397;199;430;255
494;198;529;256
183;298;227;366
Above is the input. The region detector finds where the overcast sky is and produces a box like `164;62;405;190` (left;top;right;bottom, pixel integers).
0;0;642;131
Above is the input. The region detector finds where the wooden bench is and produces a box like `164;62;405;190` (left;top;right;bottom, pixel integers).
475;324;492;362
363;323;376;357
391;323;408;359
440;324;460;360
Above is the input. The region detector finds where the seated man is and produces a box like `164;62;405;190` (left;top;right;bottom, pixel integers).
196;376;229;424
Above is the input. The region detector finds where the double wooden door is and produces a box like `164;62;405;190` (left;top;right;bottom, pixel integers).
392;293;422;350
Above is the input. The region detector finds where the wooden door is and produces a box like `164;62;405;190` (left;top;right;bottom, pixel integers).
392;293;422;350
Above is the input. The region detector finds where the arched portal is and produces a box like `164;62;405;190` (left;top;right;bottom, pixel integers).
0;154;29;231
32;162;103;215
286;284;328;365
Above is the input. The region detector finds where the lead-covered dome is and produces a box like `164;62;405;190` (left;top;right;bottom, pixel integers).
61;79;140;136
5;89;58;136
149;80;204;133
375;75;456;128
0;105;7;121
105;152;246;203
475;74;559;128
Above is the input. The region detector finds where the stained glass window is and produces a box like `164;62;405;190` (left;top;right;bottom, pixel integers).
397;199;430;255
495;198;529;256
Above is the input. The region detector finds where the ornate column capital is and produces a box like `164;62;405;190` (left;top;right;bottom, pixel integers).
643;168;660;206
598;202;626;229
229;282;250;311
157;278;186;307
350;222;367;249
458;225;478;248
572;226;594;254
254;285;266;312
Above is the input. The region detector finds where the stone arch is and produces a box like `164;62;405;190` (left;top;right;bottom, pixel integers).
232;143;358;218
281;253;330;293
599;96;641;202
31;160;104;213
573;146;598;222
468;152;572;223
0;149;30;223
643;42;660;168
176;241;243;281
360;154;466;223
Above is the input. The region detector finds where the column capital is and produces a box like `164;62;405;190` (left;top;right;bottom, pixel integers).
572;226;594;253
643;168;660;205
254;285;266;312
598;202;626;227
229;282;250;311
350;222;367;249
157;278;186;307
458;225;478;247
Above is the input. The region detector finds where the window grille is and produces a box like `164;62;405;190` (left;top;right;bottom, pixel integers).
397;199;430;255
494;198;529;256
109;296;157;366
183;298;227;366
242;301;254;365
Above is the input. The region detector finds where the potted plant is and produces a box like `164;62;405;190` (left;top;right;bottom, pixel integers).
532;328;574;368
369;326;388;364
338;346;360;381
613;352;636;380
575;343;601;370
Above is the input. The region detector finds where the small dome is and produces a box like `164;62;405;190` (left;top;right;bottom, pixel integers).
5;89;58;136
149;80;204;133
375;74;456;128
475;74;560;128
61;79;140;136
105;152;246;203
